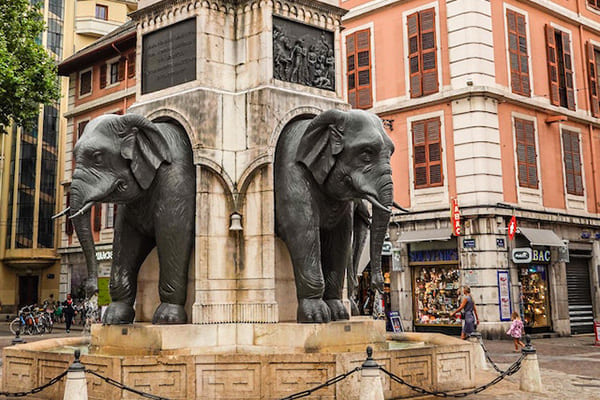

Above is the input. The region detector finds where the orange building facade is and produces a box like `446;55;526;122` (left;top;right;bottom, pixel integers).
57;22;136;303
341;0;600;337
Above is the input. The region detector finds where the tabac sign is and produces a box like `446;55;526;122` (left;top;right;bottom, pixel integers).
450;198;461;236
512;248;551;264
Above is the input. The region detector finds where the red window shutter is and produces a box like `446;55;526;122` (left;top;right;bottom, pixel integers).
562;130;584;195
127;53;135;79
346;29;372;109
515;118;538;189
65;192;73;236
561;31;575;110
100;64;107;89
118;57;126;81
408;12;421;98
506;10;530;96
587;42;600;117
545;25;560;106
93;205;102;232
413;117;443;188
420;9;438;96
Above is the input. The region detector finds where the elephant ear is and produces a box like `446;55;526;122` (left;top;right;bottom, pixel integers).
296;109;347;185
118;114;172;190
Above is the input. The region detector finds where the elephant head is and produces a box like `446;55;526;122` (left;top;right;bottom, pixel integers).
69;114;172;294
297;109;394;291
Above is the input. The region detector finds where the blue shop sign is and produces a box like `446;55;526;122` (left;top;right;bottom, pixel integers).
409;249;459;262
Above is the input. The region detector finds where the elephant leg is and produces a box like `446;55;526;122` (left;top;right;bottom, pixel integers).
281;223;331;323
321;212;352;321
152;209;194;324
349;200;369;316
104;211;155;324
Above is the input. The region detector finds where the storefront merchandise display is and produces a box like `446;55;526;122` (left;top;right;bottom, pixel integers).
519;265;550;328
414;266;461;326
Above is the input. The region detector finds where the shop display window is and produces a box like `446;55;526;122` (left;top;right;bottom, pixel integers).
413;266;461;326
519;265;550;328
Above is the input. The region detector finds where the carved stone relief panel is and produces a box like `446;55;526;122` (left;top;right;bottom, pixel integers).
273;16;335;91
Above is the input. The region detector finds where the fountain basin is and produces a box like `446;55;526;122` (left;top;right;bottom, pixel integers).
2;319;475;399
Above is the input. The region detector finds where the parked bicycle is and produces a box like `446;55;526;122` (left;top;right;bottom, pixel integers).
9;305;54;335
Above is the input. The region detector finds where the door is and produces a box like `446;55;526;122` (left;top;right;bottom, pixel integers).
566;257;594;334
18;276;39;307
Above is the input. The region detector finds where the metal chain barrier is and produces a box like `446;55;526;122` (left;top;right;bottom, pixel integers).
85;369;172;400
380;353;525;399
477;336;508;374
278;366;362;400
0;370;68;398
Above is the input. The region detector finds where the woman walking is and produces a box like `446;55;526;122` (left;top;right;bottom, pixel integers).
453;286;479;340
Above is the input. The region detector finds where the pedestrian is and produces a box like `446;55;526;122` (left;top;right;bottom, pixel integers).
506;311;525;352
453;285;479;340
63;293;75;333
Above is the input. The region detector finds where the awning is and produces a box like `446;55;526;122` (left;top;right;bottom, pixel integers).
518;227;564;247
397;228;453;243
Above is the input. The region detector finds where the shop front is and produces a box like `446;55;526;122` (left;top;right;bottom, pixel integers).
399;228;462;334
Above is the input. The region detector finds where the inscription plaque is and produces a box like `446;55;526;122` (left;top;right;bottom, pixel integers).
142;18;196;94
273;16;335;91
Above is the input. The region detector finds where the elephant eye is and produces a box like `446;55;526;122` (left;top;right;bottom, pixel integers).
360;149;375;162
92;151;103;166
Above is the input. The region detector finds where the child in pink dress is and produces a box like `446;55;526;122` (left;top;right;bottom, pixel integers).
506;311;525;351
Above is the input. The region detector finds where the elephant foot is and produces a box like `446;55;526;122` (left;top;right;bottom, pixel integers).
152;303;187;325
325;299;350;321
297;298;331;323
102;301;135;325
349;298;360;317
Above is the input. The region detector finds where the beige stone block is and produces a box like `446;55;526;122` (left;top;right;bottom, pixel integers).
207;235;235;279
204;33;224;63
243;235;264;279
222;94;247;151
261;235;276;279
243;189;262;236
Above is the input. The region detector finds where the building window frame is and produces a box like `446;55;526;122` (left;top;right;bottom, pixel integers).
545;23;576;110
511;113;543;206
559;125;586;211
504;5;532;97
586;40;600;117
95;4;108;21
403;2;441;99
342;23;376;109
78;67;92;98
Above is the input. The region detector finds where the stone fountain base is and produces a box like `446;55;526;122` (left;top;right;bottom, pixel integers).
2;318;475;399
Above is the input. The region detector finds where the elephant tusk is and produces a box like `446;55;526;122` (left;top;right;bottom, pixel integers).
364;194;391;213
69;202;94;219
51;207;71;220
392;202;409;213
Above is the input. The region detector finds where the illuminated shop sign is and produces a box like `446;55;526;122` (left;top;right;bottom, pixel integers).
409;249;458;263
512;248;550;264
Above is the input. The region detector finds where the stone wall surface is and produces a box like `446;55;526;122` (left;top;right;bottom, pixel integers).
1;331;474;400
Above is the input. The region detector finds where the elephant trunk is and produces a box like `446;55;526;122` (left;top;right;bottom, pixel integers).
369;178;393;291
70;189;99;296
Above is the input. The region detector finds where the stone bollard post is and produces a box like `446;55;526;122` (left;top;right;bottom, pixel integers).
467;332;489;371
11;329;25;345
519;335;542;393
63;349;88;400
359;346;384;400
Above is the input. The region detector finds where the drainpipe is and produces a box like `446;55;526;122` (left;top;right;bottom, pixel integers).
589;123;599;214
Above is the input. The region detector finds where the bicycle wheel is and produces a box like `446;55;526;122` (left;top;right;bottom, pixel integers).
9;318;21;335
45;317;53;334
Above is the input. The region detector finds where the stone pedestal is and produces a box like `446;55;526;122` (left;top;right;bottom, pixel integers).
519;353;543;392
128;0;348;324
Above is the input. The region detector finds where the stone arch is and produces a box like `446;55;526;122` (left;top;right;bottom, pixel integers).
145;108;197;149
268;105;321;152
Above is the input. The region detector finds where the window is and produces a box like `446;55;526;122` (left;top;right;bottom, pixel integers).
346;29;372;109
407;8;438;98
587;42;600;117
93;205;102;232
412;117;443;188
127;53;135;79
105;204;117;228
77;120;88;139
545;25;575;110
110;61;119;84
589;0;600;11
506;10;530;96
95;4;108;20
561;129;583;195
514;118;538;189
79;70;92;96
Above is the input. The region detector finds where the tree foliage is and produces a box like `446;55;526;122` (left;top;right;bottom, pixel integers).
0;0;60;130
